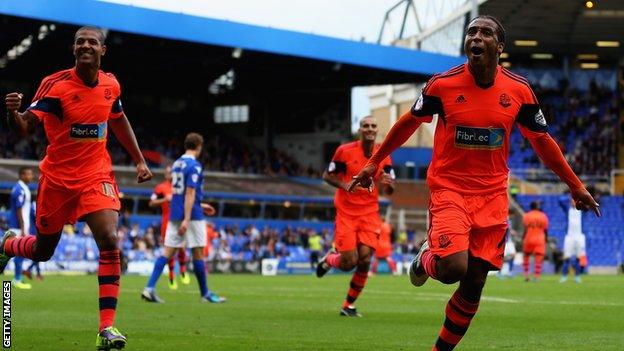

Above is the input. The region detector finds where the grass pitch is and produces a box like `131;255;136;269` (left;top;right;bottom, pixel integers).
10;273;624;350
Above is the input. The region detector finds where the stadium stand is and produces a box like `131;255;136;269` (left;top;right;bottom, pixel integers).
0;128;321;177
509;69;619;179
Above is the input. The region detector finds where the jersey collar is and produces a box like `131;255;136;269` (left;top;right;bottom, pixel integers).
182;154;196;160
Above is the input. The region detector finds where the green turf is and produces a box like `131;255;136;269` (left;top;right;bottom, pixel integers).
9;273;624;350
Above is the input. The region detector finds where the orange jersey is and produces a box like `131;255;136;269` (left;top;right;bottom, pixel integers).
328;141;393;216
523;210;548;244
411;63;548;195
151;180;172;236
27;68;124;183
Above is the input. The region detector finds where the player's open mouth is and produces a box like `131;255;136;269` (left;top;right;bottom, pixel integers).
470;46;484;56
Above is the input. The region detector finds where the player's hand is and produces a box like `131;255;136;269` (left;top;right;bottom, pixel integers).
5;92;23;113
380;173;394;187
571;188;601;217
178;219;189;235
164;194;172;201
201;203;216;216
347;163;377;193
136;162;152;183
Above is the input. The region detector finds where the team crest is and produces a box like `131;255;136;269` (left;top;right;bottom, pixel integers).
438;234;451;248
499;93;511;108
104;88;112;100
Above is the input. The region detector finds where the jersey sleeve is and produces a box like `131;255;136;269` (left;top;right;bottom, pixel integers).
11;187;25;209
27;77;63;121
515;84;548;139
150;184;163;201
327;146;347;175
108;75;124;119
543;214;549;230
410;76;444;123
185;163;202;189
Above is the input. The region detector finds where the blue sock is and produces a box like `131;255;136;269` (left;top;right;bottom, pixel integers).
561;259;570;277
193;260;208;297
14;257;23;281
146;256;168;289
508;259;515;275
573;258;581;276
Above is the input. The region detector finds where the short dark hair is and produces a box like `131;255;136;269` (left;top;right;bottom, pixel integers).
530;201;540;210
469;15;506;44
184;133;204;150
18;166;32;176
75;26;107;44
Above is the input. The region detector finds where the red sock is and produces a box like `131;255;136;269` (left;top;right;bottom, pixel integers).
326;253;341;269
371;259;379;274
523;253;530;279
167;257;175;282
421;250;438;279
433;290;480;351
178;249;187;276
387;257;397;274
98;250;121;331
534;254;544;279
5;236;36;259
342;270;368;308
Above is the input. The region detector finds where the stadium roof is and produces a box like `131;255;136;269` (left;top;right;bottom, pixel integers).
0;0;463;77
481;0;624;60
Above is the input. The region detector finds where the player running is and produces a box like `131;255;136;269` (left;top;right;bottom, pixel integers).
559;198;587;283
7;167;34;289
141;133;225;304
316;116;395;317
149;164;190;290
349;15;600;350
371;219;397;275
522;201;549;282
3;26;152;350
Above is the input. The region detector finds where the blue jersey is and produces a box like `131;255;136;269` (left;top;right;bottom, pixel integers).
169;155;204;221
9;180;31;234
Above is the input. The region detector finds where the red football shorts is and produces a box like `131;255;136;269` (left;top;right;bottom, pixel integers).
523;239;546;256
334;211;381;252
428;190;508;270
375;241;392;258
36;174;121;234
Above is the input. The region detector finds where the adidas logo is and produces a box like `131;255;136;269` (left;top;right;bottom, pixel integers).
455;95;467;103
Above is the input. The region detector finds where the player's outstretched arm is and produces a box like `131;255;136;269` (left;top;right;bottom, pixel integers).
527;133;600;217
108;114;152;183
5;93;39;136
348;111;423;192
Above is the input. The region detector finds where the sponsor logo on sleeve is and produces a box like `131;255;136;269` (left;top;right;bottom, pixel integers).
454;125;505;150
414;93;424;111
328;162;336;172
70;122;107;141
534;109;547;126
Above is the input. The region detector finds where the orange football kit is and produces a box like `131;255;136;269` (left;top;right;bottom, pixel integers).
328;141;393;252
27;68;124;234
412;64;549;269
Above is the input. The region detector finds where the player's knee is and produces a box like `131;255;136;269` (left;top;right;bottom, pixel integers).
437;260;467;284
95;232;118;251
341;255;358;270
